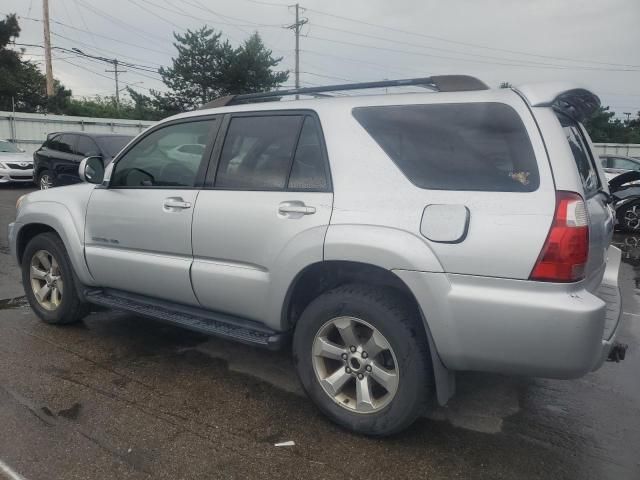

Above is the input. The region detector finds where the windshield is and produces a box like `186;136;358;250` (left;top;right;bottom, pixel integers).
96;136;133;157
0;141;21;153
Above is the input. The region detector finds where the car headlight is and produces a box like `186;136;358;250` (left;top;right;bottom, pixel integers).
16;194;26;210
0;161;7;169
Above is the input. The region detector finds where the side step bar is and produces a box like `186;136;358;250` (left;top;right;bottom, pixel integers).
84;289;288;350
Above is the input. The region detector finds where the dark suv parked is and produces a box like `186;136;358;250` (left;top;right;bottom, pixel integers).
33;132;133;189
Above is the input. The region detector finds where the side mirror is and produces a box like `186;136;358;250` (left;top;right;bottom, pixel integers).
79;156;105;184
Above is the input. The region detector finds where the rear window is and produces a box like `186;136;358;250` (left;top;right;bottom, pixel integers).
352;103;539;192
556;113;600;196
96;136;133;157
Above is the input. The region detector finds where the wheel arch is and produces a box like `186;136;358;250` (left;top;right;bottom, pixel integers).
282;260;455;405
15;202;95;286
16;223;58;263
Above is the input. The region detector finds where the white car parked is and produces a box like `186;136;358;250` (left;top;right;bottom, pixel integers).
0;140;33;184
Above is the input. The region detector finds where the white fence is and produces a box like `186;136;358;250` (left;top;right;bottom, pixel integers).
0;111;156;154
2;111;638;159
593;143;640;158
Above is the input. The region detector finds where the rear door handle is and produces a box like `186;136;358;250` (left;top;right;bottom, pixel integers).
163;197;192;210
278;202;316;216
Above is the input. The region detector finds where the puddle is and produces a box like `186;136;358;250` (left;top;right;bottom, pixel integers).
0;296;28;310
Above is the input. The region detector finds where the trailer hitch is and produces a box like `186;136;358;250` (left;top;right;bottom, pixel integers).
607;342;628;363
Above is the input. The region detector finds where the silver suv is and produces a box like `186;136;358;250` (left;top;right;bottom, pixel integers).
8;76;625;435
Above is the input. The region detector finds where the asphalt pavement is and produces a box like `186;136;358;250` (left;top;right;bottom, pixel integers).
0;183;639;480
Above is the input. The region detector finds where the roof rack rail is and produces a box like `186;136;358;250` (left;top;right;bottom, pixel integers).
201;75;489;109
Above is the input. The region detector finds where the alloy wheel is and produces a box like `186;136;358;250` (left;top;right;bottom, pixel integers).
312;316;399;414
623;205;640;231
30;250;64;311
40;174;52;190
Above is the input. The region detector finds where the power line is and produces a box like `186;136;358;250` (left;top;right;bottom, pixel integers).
129;0;184;30
306;21;635;72
71;0;99;48
14;14;170;57
179;0;283;29
303;6;640;70
302;49;426;77
75;0;171;44
47;33;161;71
138;0;282;29
302;71;357;82
55;56;155;93
239;0;289;6
12;42;164;86
304;34;640;72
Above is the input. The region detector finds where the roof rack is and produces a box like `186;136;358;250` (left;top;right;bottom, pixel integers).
201;75;489;109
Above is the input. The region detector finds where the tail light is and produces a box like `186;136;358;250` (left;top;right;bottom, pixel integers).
530;191;589;282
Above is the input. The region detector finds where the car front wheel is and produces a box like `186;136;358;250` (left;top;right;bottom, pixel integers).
38;169;54;189
22;232;89;324
293;284;433;436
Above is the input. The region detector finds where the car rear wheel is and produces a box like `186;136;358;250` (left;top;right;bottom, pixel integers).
22;232;89;325
293;284;433;436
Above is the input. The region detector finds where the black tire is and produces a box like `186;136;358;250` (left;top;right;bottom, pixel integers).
293;284;433;436
38;169;54;189
21;232;89;325
616;200;640;233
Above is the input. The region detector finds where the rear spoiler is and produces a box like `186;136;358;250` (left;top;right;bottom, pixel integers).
514;82;601;122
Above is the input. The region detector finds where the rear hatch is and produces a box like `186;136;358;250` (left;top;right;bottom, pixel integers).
555;112;614;290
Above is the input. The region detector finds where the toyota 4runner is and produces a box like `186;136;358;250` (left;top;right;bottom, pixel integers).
8;76;625;435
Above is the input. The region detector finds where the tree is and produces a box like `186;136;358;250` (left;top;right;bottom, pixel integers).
499;81;513;88
584;106;640;144
223;33;289;95
0;13;71;112
156;27;288;111
126;87;167;121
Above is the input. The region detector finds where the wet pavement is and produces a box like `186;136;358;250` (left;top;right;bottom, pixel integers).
0;184;639;480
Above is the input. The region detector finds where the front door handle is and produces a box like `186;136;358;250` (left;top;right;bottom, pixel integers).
163;197;192;211
278;201;316;216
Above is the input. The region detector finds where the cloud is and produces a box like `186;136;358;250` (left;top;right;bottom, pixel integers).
4;0;639;114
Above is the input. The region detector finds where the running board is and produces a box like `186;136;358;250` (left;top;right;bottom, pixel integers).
84;289;287;350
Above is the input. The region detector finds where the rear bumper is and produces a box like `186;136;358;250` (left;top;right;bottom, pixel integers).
394;245;623;379
592;246;623;369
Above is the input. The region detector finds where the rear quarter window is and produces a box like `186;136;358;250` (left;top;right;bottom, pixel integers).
556;113;600;196
352;103;539;192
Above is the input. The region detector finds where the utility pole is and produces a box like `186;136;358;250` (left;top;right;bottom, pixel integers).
42;0;54;96
105;59;125;110
73;49;126;110
286;3;307;95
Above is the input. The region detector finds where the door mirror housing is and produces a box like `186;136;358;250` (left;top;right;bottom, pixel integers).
79;156;105;184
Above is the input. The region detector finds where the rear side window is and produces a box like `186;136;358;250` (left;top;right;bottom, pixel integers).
96;136;133;157
556;113;600;196
76;136;100;157
352;103;539;192
216;115;303;190
48;134;75;154
288;116;329;191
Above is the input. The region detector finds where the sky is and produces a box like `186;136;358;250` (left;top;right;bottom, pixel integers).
3;0;640;118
